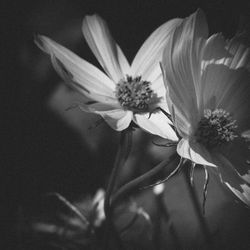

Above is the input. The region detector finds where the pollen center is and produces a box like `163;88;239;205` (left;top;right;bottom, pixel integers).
115;75;158;113
195;109;238;148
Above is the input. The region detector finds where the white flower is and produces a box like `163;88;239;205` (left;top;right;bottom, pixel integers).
162;9;250;205
35;15;181;141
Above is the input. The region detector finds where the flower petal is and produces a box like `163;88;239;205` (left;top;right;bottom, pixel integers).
177;139;215;167
150;77;167;100
200;34;232;108
225;183;250;206
134;112;178;141
201;63;250;131
202;40;250;131
242;130;250;139
99;109;133;131
82;15;130;82
200;39;250;131
35;35;117;104
131;18;182;82
213;153;250;206
162;10;208;133
201;33;230;62
117;45;131;76
225;38;250;69
201;38;250;123
80;103;133;131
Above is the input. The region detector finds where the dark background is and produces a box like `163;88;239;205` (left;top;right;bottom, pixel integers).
2;0;250;249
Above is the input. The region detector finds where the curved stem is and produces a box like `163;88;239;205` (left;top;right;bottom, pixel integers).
183;165;212;248
155;192;181;250
104;129;132;250
111;153;178;208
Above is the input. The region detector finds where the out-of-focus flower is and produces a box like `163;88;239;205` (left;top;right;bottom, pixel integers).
153;183;165;195
30;190;106;249
162;9;250;205
91;189;105;227
35;14;181;140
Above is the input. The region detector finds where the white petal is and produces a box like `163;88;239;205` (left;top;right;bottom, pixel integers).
79;102;133;131
151;77;167;100
82;15;130;82
79;102;120;112
35;35;117;104
166;103;191;138
177;139;215;167
131;18;182;82
134;112;178;141
162;10;208;132
99;109;133;131
117;45;131;75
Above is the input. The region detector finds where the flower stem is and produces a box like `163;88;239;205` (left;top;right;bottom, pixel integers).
154;192;181;250
183;165;213;248
104;129;132;250
111;153;178;209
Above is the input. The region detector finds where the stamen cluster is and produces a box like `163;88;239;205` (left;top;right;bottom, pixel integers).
115;75;157;113
195;109;238;148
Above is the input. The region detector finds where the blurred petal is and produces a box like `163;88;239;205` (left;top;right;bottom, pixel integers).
242;130;250;139
177;139;215;167
134;112;178;141
35;35;116;103
131;18;182;82
92;189;105;227
162;10;208;131
82;15;130;82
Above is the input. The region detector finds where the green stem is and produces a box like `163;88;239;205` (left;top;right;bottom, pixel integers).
183;165;212;248
104;129;132;250
111;153;178;209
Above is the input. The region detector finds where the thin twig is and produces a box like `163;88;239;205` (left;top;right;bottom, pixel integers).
183;165;213;248
46;193;89;226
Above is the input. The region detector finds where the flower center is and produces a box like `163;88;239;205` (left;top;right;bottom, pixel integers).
115;75;158;113
195;109;238;148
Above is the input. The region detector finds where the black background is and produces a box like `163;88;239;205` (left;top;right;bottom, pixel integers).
2;0;250;249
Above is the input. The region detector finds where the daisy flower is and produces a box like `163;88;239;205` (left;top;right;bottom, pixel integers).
35;15;181;141
162;9;250;206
